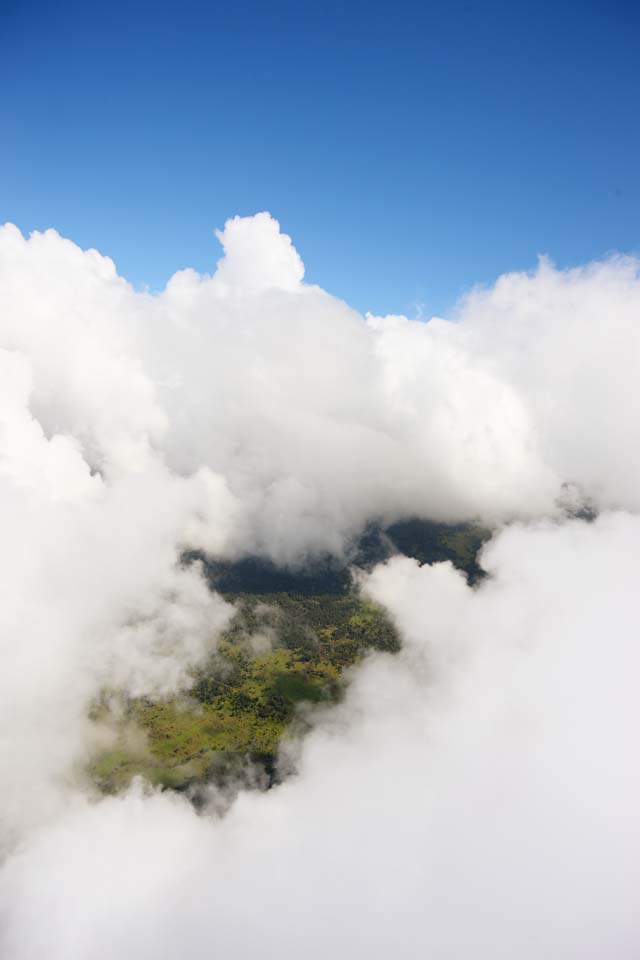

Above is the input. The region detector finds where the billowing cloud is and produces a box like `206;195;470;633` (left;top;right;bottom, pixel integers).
1;516;638;958
211;210;305;296
4;213;640;563
0;213;638;957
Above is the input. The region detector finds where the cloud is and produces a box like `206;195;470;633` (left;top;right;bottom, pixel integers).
4;213;640;566
0;348;101;501
454;255;640;511
154;227;640;545
212;211;305;296
1;516;638;958
0;213;638;956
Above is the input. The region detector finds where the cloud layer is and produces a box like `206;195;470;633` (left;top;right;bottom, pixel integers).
2;516;638;958
3;214;640;564
0;214;638;957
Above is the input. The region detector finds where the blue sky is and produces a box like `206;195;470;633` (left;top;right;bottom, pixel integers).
2;0;638;316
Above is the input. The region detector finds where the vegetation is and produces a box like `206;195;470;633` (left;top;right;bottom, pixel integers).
384;519;489;583
90;592;399;795
89;519;488;797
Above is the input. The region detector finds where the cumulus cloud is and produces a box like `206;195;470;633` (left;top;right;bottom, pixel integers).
1;517;638;958
0;212;638;956
0;348;100;501
5;212;640;564
211;210;305;295
0;460;234;843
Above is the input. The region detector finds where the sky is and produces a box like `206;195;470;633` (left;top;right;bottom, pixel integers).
2;0;638;316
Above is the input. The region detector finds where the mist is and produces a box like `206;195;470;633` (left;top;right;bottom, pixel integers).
0;214;638;957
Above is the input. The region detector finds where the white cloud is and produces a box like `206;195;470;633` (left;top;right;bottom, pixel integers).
212;211;305;295
3;214;640;563
0;213;638;956
1;517;638;958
